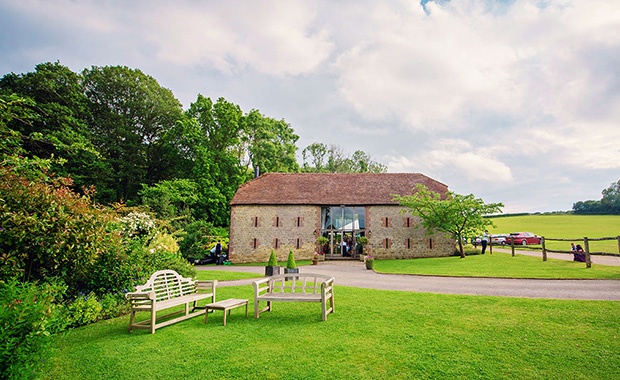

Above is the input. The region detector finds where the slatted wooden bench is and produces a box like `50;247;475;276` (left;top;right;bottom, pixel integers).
125;270;217;334
252;273;335;321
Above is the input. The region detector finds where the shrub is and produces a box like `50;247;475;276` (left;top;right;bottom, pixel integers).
267;250;278;266
0;280;66;380
62;292;102;328
286;250;297;269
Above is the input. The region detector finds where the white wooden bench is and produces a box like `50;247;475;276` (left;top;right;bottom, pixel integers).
252;273;335;321
125;270;217;334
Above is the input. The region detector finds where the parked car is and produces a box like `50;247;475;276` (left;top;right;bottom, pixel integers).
491;234;509;245
508;232;541;245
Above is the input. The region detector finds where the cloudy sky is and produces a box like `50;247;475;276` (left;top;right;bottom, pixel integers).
1;0;619;213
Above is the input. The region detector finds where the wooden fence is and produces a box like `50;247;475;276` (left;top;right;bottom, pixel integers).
506;236;620;268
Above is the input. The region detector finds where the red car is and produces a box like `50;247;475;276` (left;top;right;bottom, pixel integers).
508;232;541;245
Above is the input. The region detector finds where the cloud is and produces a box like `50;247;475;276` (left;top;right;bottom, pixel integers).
334;0;620;135
387;138;513;183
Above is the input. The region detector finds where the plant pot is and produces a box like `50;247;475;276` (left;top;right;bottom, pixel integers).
312;260;319;265
265;265;280;276
365;261;374;270
284;268;299;281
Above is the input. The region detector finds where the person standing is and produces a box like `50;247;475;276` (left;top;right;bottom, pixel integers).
481;230;489;254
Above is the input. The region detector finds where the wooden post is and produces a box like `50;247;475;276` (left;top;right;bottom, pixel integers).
617;236;620;255
489;236;493;255
583;237;591;268
511;236;515;257
541;236;547;261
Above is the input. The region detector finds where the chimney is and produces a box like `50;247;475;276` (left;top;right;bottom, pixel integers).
254;165;260;178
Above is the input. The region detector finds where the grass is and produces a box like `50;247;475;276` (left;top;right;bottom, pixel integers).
194;270;262;282
488;214;620;253
44;285;620;379
374;252;620;279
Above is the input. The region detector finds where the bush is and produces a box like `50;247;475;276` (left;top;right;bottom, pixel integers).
62;292;103;328
286;250;297;269
0;280;66;380
267;250;278;266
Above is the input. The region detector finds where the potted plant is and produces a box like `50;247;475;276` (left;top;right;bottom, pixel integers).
312;253;320;265
265;250;280;276
356;236;369;261
317;236;329;261
365;255;374;270
284;250;299;280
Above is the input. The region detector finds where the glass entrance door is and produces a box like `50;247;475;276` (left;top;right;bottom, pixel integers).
321;206;366;259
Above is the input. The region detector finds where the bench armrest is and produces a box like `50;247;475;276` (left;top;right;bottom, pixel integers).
125;291;154;300
253;278;270;298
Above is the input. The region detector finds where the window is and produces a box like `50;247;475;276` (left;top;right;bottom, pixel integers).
382;217;391;228
252;216;259;227
274;238;281;249
428;238;433;249
274;216;280;227
296;238;302;249
403;217;412;228
295;217;303;227
384;238;391;248
406;238;412;249
251;238;259;249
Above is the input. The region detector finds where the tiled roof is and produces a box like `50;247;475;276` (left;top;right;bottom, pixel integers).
230;173;449;206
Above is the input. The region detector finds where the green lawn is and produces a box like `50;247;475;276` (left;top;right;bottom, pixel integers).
374;252;620;279
194;270;262;282
488;214;620;253
44;285;620;380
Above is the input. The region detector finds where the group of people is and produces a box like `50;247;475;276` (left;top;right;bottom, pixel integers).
571;243;587;262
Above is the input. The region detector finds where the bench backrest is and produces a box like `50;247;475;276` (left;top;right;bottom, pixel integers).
267;273;334;294
135;270;196;302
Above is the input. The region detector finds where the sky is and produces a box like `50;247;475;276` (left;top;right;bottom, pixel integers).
1;0;619;213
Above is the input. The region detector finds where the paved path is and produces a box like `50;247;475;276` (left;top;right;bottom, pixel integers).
198;260;620;301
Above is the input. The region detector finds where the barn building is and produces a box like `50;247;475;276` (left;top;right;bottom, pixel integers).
228;173;455;263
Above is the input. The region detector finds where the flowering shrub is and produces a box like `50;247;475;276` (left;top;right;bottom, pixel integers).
0;280;66;380
119;212;155;238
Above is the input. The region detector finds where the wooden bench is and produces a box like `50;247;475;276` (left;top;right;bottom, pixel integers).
252;273;335;321
125;270;217;334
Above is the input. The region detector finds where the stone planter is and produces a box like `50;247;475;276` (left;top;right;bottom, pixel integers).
265;265;281;277
365;260;374;270
312;260;319;265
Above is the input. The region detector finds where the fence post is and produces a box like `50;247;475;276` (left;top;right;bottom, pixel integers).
583;237;591;268
511;236;515;257
541;236;547;261
617;236;620;256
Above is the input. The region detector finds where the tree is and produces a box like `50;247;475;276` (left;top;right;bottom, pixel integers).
601;180;620;214
393;184;503;258
82;65;183;202
301;142;387;173
240;109;300;174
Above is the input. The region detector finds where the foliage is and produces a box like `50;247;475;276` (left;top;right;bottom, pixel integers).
119;212;156;239
573;179;620;215
62;292;103;328
394;184;503;258
267;250;278;267
82;65;184;203
356;236;369;247
286;251;297;270
240;109;300;174
0;280;66;380
177;220;228;260
317;236;329;246
0;157;123;291
138;179;198;228
302;142;386;173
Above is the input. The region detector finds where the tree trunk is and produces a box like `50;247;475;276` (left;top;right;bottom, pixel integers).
458;237;465;258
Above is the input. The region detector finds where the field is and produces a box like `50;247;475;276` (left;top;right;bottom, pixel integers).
487;214;620;254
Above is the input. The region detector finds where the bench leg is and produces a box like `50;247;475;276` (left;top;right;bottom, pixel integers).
223;309;227;326
128;310;136;332
254;300;259;319
150;309;156;334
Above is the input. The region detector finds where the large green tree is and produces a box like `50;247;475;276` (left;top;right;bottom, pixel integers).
240;109;300;174
82;65;183;202
394;184;503;258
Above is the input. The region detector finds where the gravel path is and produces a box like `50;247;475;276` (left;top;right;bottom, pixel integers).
198;260;620;301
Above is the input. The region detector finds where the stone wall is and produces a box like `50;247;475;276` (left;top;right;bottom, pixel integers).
229;205;318;264
367;206;455;259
